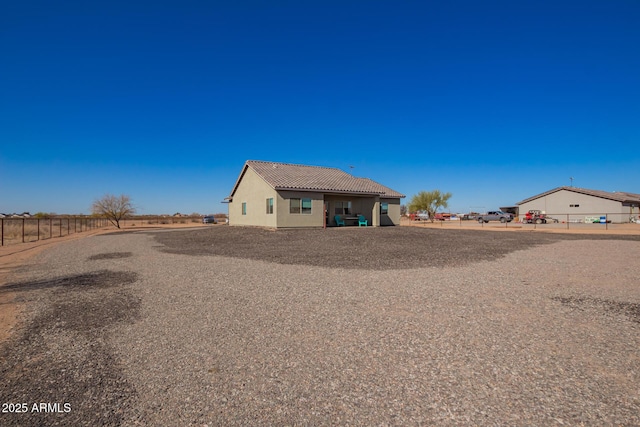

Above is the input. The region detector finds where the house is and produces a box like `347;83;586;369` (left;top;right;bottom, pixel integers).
226;160;405;228
516;187;640;223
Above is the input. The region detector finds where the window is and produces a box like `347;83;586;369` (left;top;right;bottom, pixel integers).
380;202;388;215
266;198;273;214
334;201;352;215
242;202;247;215
570;204;580;208
290;198;300;214
301;198;312;214
290;198;312;214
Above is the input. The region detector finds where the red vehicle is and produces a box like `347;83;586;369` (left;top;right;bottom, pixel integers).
524;210;547;224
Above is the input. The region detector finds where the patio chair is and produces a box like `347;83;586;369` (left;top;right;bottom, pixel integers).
358;215;368;227
334;215;345;226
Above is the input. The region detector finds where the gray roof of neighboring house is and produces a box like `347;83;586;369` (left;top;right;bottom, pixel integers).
229;160;405;199
517;186;640;205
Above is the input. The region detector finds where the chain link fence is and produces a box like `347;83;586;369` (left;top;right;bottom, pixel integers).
404;211;640;231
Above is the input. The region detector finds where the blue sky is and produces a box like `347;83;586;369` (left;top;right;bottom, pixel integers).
1;1;638;215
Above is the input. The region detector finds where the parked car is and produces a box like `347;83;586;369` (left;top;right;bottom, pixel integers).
202;215;217;224
477;211;513;223
409;212;431;221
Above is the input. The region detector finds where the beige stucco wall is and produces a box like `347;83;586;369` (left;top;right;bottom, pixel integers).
518;189;630;223
380;198;401;226
229;168;278;227
275;190;324;228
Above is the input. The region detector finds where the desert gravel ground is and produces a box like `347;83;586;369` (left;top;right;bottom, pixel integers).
1;226;639;426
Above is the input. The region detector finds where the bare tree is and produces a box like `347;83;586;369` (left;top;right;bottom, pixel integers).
92;194;136;229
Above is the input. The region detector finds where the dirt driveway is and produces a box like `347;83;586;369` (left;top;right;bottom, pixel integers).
1;226;639;426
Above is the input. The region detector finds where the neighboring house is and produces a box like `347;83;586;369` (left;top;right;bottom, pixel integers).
517;187;640;223
226;160;405;228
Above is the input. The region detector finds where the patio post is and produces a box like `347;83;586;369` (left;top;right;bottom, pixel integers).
372;196;380;227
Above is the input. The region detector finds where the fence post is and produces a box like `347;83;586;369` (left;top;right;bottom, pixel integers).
1;218;3;246
37;218;40;241
22;218;25;243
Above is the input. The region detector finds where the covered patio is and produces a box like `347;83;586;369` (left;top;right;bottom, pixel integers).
324;194;398;227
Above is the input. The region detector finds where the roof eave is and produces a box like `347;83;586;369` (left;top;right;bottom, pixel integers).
275;186;382;196
274;186;404;198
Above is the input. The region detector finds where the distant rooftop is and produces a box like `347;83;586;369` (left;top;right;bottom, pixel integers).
517;186;640;205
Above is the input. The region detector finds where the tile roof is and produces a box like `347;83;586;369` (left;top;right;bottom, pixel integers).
517;186;640;205
229;160;405;198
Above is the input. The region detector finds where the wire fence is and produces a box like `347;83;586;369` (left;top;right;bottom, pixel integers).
0;215;213;247
1;217;110;246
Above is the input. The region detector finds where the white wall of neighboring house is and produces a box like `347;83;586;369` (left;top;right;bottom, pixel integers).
518;189;633;223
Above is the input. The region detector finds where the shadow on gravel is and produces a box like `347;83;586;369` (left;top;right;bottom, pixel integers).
151;226;640;270
553;296;640;323
88;252;133;260
0;270;140;426
0;270;137;293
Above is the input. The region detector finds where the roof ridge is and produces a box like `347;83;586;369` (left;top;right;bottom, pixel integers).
246;160;343;172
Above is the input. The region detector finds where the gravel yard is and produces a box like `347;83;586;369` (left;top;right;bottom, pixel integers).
1;226;639;426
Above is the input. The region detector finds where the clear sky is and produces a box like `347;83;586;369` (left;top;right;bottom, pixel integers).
1;0;638;215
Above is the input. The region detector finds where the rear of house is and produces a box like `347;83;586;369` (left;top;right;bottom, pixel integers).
226;161;405;228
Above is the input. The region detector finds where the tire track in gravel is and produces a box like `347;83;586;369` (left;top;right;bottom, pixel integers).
0;270;140;427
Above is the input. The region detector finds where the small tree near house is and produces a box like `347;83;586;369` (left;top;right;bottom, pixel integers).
408;190;452;223
92;194;136;229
